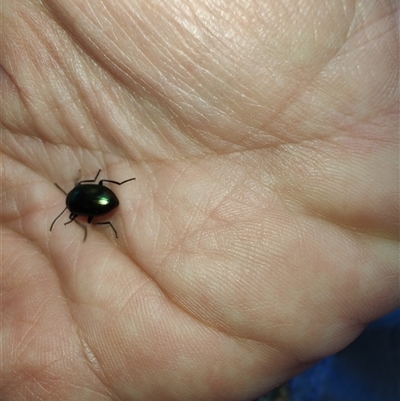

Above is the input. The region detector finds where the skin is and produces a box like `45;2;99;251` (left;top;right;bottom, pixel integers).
1;0;398;400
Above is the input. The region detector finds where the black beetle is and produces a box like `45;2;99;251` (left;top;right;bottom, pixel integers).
50;169;135;241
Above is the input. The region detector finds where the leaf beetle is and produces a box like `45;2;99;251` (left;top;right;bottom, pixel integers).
50;169;135;241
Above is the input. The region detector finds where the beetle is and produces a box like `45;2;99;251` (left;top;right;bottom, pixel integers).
50;169;135;241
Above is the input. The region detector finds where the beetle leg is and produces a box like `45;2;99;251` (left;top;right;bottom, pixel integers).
76;169;101;185
62;214;87;241
54;183;67;195
93;221;118;238
99;177;136;186
64;213;77;226
77;221;88;242
88;216;118;238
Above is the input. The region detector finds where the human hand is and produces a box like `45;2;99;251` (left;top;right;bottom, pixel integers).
2;1;398;400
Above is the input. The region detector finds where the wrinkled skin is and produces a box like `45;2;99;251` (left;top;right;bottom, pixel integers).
1;1;398;400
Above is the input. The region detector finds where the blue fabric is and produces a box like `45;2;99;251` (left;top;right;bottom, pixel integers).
288;309;400;401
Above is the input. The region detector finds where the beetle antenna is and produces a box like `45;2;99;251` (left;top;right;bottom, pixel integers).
50;207;68;232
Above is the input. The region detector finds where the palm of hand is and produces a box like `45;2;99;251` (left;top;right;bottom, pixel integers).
2;1;398;400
